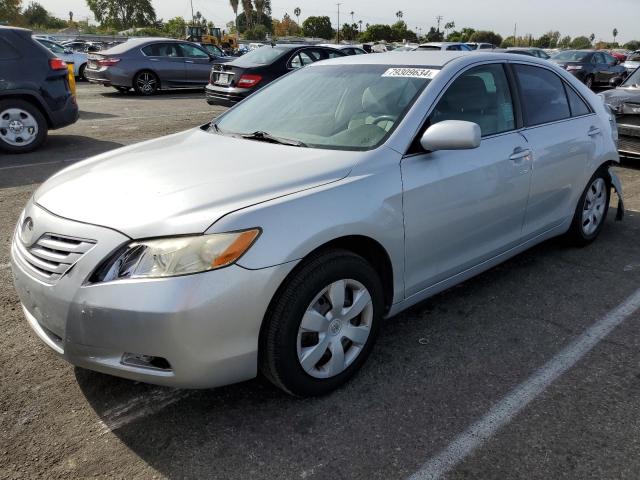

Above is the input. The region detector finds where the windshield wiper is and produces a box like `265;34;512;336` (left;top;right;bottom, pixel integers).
241;131;308;148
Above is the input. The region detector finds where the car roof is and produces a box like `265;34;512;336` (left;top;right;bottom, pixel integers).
308;50;558;69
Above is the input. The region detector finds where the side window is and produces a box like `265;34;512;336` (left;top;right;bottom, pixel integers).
564;84;592;117
180;43;209;58
446;45;461;51
514;64;571;126
143;43;180;57
430;63;515;137
0;38;19;60
604;53;617;65
327;50;342;58
290;51;315;69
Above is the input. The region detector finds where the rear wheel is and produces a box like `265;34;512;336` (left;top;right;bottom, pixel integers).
566;168;611;246
0;99;47;154
133;71;159;95
260;250;384;396
78;63;87;81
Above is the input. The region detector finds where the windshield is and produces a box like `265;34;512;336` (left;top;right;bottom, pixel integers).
202;44;223;56
236;45;288;64
214;64;434;151
621;68;640;87
552;51;590;62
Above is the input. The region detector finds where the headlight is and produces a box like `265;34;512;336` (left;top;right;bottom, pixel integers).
91;229;260;282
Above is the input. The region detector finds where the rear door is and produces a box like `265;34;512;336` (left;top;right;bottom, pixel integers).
592;53;608;84
513;63;597;238
141;42;186;87
179;43;213;85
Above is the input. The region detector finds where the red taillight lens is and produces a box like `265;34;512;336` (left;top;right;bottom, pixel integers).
49;58;67;70
237;74;262;88
98;58;121;67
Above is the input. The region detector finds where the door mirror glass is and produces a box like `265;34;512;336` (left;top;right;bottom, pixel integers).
420;120;481;151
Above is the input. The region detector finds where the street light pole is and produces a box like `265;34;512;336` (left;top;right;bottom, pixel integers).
336;3;341;44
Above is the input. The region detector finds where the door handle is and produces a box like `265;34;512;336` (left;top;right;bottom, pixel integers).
510;148;532;161
588;127;601;136
185;60;194;63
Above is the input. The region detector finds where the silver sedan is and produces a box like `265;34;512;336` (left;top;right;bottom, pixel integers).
11;51;622;396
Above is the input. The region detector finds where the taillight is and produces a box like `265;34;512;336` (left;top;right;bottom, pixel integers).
49;58;67;70
237;74;262;88
98;58;120;67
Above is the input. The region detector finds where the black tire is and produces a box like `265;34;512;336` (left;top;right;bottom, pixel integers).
260;249;384;397
0;99;48;154
133;71;159;96
78;63;87;81
585;75;594;89
566;168;611;246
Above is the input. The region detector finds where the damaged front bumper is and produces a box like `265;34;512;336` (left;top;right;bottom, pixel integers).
608;167;625;221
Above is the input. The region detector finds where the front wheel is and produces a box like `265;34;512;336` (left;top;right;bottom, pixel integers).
260;250;384;396
566;169;611;246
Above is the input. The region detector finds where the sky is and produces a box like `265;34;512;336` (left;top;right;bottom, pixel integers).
40;0;640;43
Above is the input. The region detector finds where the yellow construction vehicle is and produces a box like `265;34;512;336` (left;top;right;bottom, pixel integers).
185;25;238;53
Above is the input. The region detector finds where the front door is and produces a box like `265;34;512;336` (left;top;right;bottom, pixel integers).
180;43;214;84
402;63;532;296
142;42;186;87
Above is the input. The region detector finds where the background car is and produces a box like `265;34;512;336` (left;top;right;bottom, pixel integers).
507;47;550;59
35;37;89;80
601;68;640;158
197;43;234;63
319;44;368;55
489;48;536;57
85;38;220;95
550;50;626;89
621;53;640;75
0;27;78;153
415;42;473;51
205;44;346;106
466;42;496;50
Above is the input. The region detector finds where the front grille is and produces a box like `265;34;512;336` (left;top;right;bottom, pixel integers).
14;232;96;283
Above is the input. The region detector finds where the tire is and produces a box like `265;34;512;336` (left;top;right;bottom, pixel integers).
566;168;611;246
585;75;594;89
260;249;384;397
78;63;87;81
133;71;159;96
0;99;48;154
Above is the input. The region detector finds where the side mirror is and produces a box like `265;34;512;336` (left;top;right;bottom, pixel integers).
420;120;481;152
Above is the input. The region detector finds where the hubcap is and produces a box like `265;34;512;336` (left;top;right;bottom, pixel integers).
137;73;157;94
297;279;373;379
0;108;38;146
582;178;607;236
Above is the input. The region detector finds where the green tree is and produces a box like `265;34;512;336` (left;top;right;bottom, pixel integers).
1;0;22;24
534;33;552;48
623;40;640;51
468;30;502;46
570;36;591;49
446;27;475;42
164;16;186;37
244;23;267;40
85;0;156;29
358;23;392;42
501;36;515;48
22;1;47;25
237;9;272;34
240;0;253;29
558;35;572;48
341;22;358;41
589;33;595;43
302;15;333;39
390;20;416;42
425;26;444;42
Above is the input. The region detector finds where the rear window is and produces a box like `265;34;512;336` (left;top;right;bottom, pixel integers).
552;51;590;62
514;64;571;126
237;46;288;65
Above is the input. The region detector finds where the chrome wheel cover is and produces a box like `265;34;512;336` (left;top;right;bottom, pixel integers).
582;177;607;236
0;108;38;146
297;279;373;379
136;73;157;94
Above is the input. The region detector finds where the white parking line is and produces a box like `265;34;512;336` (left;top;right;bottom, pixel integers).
408;288;640;480
97;388;192;435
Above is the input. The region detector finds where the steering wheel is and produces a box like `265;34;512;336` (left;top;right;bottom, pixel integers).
369;115;396;129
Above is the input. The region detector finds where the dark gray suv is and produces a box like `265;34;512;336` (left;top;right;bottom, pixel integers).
85;38;221;95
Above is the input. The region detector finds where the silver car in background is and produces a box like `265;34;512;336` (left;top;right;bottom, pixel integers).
11;52;622;397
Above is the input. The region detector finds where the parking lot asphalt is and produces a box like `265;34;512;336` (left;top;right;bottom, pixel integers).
1;83;640;479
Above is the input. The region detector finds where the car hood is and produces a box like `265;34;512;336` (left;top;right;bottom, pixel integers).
34;128;359;238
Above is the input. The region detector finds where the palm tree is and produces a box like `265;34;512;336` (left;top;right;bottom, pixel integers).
589;33;595;43
294;7;301;25
241;0;253;29
613;28;618;44
229;0;239;36
396;10;403;20
358;19;363;33
350;11;355;24
254;0;264;24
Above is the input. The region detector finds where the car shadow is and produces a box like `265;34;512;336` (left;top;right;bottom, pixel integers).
74;210;640;479
0;136;123;188
79;110;119;120
100;88;205;99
